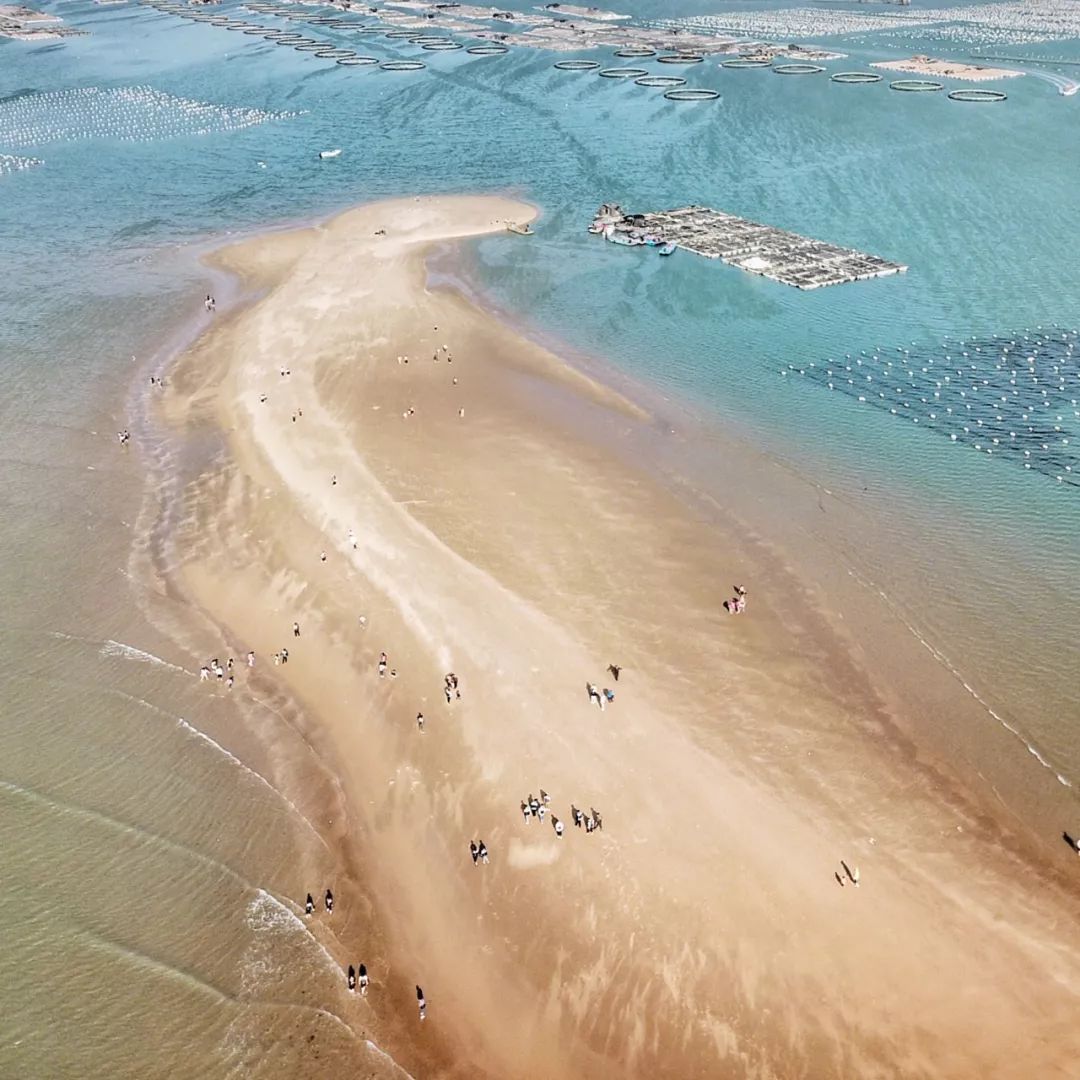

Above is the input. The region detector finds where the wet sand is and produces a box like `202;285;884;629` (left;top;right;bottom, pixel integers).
157;194;1080;1078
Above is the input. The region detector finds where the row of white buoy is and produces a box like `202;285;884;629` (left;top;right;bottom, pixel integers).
781;329;1080;485
0;153;43;176
0;85;299;149
651;2;1080;48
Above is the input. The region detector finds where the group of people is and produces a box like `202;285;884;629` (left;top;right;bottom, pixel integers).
305;889;334;915
723;585;748;615
204;294;216;312
586;683;615;710
346;963;369;995
198;652;256;688
520;790;603;835
443;672;460;703
468;840;490;864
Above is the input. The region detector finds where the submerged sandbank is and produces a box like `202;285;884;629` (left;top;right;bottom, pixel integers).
157;194;1080;1078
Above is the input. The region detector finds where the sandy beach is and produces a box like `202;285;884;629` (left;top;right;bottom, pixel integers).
156;194;1080;1079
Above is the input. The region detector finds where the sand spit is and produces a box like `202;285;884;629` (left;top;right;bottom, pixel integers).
872;55;1023;81
159;195;1080;1079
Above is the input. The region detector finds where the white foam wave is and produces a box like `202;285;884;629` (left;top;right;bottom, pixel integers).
101;638;190;674
849;568;1072;789
176;717;332;852
365;1038;419;1080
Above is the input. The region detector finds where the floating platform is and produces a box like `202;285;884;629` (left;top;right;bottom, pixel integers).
591;204;907;290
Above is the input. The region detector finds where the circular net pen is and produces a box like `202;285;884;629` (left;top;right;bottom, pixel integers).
773;63;825;75
615;46;655;58
948;87;1007;101
663;87;720;101
467;43;509;54
889;79;944;92
338;55;379;65
352;27;387;35
722;57;771;68
408;34;450;43
635;74;687;87
422;41;464;50
599;67;649;78
656;54;704;65
316;48;357;58
385;28;419;38
380;59;426;70
244;27;278;35
553;59;601;71
295;42;330;51
831;71;882;84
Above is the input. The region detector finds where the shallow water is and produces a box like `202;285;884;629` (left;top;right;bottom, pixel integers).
2;0;1080;1073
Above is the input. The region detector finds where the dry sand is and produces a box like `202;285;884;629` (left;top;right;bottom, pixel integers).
872;56;1023;82
159;194;1080;1079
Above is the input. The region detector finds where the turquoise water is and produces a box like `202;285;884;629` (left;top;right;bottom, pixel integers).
3;0;1080;1072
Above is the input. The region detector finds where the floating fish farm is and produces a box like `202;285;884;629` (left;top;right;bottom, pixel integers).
591;204;906;290
783;329;1080;487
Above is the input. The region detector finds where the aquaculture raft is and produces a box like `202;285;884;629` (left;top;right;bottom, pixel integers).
948;88;1007;101
590;203;907;290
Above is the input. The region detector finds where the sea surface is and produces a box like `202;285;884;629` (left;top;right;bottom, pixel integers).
2;0;1079;1074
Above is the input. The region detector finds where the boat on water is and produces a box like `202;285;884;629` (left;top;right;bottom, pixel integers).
318;148;342;159
506;222;534;235
658;243;676;256
609;232;646;246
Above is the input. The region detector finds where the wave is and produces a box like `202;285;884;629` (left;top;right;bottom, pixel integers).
101;638;191;674
848;567;1073;789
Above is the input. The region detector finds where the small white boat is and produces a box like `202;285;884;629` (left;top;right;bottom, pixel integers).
318;148;342;159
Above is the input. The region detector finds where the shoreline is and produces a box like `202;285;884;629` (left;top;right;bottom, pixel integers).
147;194;1080;1078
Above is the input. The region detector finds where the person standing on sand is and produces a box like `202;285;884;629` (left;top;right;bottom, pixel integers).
293;622;300;638
305;894;314;916
247;651;255;667
325;889;333;913
417;711;425;732
378;653;388;678
416;986;426;1021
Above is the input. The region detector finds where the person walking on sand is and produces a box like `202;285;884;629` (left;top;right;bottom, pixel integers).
478;841;489;864
417;711;425;733
378;652;388;678
553;816;564;838
325;889;333;914
199;665;211;682
305;893;314;916
521;800;530;823
359;964;369;995
293;622;300;638
608;664;621;682
247;651;255;667
470;841;480;865
281;647;289;664
347;964;356;991
416;986;426;1021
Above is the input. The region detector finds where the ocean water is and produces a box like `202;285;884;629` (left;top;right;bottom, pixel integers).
2;0;1079;1073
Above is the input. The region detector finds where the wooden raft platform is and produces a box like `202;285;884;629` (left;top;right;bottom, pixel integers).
593;204;907;290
